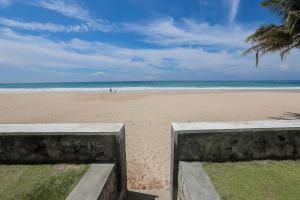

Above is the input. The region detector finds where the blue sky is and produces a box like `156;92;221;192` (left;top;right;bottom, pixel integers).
0;0;299;83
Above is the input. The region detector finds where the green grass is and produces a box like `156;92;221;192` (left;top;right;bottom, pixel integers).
0;164;89;200
203;160;300;200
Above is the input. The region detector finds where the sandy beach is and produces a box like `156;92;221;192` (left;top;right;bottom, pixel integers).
0;91;300;190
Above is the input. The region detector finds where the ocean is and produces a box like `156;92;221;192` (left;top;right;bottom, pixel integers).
0;81;300;93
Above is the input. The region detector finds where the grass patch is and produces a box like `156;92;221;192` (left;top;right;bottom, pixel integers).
203;160;300;200
0;164;89;200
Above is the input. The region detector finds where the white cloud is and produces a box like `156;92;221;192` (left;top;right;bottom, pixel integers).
0;0;12;7
228;0;240;24
0;28;298;82
0;28;140;70
123;17;251;48
0;17;89;32
0;0;112;32
90;71;105;76
38;0;90;22
36;0;112;32
280;63;289;71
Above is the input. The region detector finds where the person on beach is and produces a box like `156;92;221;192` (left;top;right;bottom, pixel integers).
110;88;112;93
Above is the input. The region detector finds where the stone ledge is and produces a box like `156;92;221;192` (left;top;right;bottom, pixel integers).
0;123;124;135
172;120;300;133
177;162;220;200
67;164;118;200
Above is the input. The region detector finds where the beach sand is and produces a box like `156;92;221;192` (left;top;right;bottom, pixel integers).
0;91;300;190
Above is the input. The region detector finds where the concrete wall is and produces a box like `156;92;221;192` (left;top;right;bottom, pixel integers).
0;123;127;200
177;162;220;200
171;120;300;200
67;164;119;200
98;164;118;200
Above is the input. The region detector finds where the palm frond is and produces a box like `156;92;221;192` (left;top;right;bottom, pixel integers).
262;0;298;19
243;0;299;66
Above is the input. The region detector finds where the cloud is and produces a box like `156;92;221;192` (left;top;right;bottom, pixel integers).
0;0;12;7
90;71;105;76
0;0;112;32
36;0;112;32
38;0;90;21
0;28;140;71
279;63;289;71
1;27;299;82
228;0;240;24
123;17;251;48
0;17;89;32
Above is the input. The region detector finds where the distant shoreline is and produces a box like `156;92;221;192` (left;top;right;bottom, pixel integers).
1;81;300;94
1;87;300;94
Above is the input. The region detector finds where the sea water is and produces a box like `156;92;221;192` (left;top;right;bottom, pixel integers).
0;81;300;93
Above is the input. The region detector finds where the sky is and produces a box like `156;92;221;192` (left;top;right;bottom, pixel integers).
0;0;299;83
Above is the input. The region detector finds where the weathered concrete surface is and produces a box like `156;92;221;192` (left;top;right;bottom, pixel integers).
0;134;117;163
0;123;127;200
173;120;300;162
67;164;118;200
171;120;300;200
177;162;220;200
172;120;300;132
0;123;124;164
0;123;124;134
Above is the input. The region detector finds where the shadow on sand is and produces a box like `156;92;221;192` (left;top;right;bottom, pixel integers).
269;112;300;120
126;191;158;200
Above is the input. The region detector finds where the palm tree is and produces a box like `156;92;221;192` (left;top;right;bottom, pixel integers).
243;0;300;66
